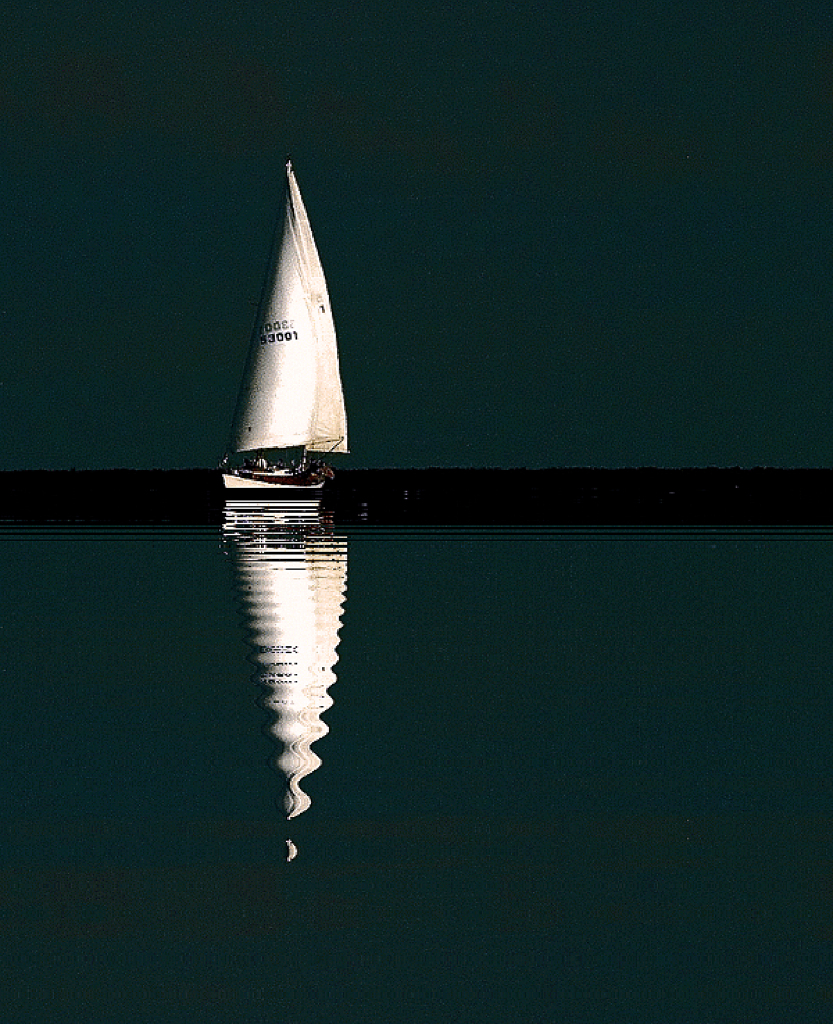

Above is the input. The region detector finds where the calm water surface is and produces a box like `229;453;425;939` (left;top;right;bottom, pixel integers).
1;515;832;1022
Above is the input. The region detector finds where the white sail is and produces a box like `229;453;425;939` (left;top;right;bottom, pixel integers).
228;162;348;455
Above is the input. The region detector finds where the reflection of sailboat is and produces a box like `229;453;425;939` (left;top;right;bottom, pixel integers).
220;161;348;494
222;500;347;854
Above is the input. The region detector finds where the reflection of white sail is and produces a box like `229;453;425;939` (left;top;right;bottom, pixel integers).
223;500;347;824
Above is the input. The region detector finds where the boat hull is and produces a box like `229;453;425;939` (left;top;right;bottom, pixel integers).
222;472;325;495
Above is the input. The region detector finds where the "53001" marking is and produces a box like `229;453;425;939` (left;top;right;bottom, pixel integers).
260;330;298;344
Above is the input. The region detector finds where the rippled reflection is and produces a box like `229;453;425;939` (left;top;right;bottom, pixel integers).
222;500;347;855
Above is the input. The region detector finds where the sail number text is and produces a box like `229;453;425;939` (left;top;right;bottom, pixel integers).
260;320;297;344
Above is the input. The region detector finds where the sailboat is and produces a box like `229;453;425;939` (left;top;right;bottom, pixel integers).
221;161;348;492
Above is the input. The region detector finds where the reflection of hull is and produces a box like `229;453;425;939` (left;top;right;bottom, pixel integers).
223;503;347;826
223;498;325;523
222;471;325;494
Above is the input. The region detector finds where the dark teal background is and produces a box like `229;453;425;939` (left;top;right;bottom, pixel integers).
1;527;832;1021
3;1;833;470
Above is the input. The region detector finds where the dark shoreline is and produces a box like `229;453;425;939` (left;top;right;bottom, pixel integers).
1;467;830;524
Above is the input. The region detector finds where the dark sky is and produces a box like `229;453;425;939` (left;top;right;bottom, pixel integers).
2;0;833;469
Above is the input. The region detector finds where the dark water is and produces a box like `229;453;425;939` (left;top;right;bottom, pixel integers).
1;510;832;1022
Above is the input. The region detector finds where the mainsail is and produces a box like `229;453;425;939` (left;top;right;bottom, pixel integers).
228;161;348;455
